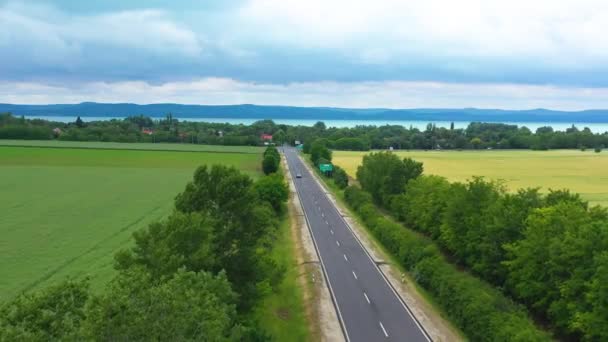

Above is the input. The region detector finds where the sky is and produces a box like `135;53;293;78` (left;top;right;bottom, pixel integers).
1;0;608;110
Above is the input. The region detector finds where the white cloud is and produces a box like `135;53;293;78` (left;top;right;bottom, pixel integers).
237;0;608;67
3;78;608;111
0;2;203;67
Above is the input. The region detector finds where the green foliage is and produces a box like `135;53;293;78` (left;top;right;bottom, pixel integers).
74;116;85;128
254;173;289;214
332;165;349;189
505;203;608;337
333;137;370;151
262;146;281;175
84;268;241;341
262;154;279;174
0;279;89;341
391;175;451;238
342;186;549;341
353;152;608;339
114;212;217;279
356;152;423;206
2;113;608;150
310;139;332;166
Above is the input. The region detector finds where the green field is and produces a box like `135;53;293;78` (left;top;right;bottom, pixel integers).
0;139;264;154
334;149;608;207
0;145;262;301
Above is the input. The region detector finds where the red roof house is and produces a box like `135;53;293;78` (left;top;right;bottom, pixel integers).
260;134;273;141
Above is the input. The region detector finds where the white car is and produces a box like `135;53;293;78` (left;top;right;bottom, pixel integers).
296;173;302;178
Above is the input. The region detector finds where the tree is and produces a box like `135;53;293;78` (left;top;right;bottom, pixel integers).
0;279;89;341
114;212;217;279
504;202;608;337
310;140;332;166
356;152;423;206
254;173;289;214
470;137;482;149
84;268;241;341
439;177;502;266
333;166;349;189
75;116;85;128
262;154;279;175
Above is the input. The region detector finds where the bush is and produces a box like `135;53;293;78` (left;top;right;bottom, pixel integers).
262;146;280;175
333;166;349;189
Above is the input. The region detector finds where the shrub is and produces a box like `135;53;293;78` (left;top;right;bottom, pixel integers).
332;166;349;189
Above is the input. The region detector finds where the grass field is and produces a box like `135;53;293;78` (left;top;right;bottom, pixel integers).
333;149;608;207
0;139;264;154
0;145;262;301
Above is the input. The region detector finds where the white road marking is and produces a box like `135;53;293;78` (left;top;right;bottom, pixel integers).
321;212;325;217
330;229;334;235
364;292;371;304
325;219;329;225
343;254;348;261
336;240;340;246
379;321;389;337
352;271;358;279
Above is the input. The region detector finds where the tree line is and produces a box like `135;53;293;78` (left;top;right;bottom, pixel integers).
2;112;607;151
0;160;289;340
354;152;608;340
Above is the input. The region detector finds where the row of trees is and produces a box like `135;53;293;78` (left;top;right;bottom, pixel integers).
1;164;290;340
3;112;607;151
343;185;549;341
355;152;608;340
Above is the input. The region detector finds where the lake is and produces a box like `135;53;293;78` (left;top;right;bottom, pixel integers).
23;115;608;133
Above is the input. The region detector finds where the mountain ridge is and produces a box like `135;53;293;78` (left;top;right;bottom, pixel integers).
1;102;607;123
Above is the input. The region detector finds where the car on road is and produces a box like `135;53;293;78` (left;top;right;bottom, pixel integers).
296;172;302;178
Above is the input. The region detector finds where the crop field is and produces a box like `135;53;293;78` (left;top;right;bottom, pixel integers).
0;139;264;153
0;144;262;301
333;149;608;207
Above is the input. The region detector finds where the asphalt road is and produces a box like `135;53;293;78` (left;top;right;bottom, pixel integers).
283;147;430;342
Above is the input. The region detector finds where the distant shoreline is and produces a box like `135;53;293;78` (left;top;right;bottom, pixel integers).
20;115;608;133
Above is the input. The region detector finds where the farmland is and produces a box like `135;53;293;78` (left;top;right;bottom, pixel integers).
333;149;608;207
0;144;262;301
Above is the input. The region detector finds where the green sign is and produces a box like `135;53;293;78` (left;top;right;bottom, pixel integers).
319;164;333;172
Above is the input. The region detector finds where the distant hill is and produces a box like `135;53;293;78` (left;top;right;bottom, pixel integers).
1;102;607;123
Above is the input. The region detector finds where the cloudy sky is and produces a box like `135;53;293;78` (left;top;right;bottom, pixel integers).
1;0;608;109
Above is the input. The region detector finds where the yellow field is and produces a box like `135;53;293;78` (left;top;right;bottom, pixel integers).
333;150;608;207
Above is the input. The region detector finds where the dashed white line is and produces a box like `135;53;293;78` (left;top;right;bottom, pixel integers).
363;292;371;304
321;212;325;217
325;219;329;225
336;240;340;246
343;254;348;261
352;271;358;279
379;321;389;338
330;229;334;235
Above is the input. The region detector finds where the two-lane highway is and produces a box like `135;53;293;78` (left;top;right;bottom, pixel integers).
284;147;430;342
